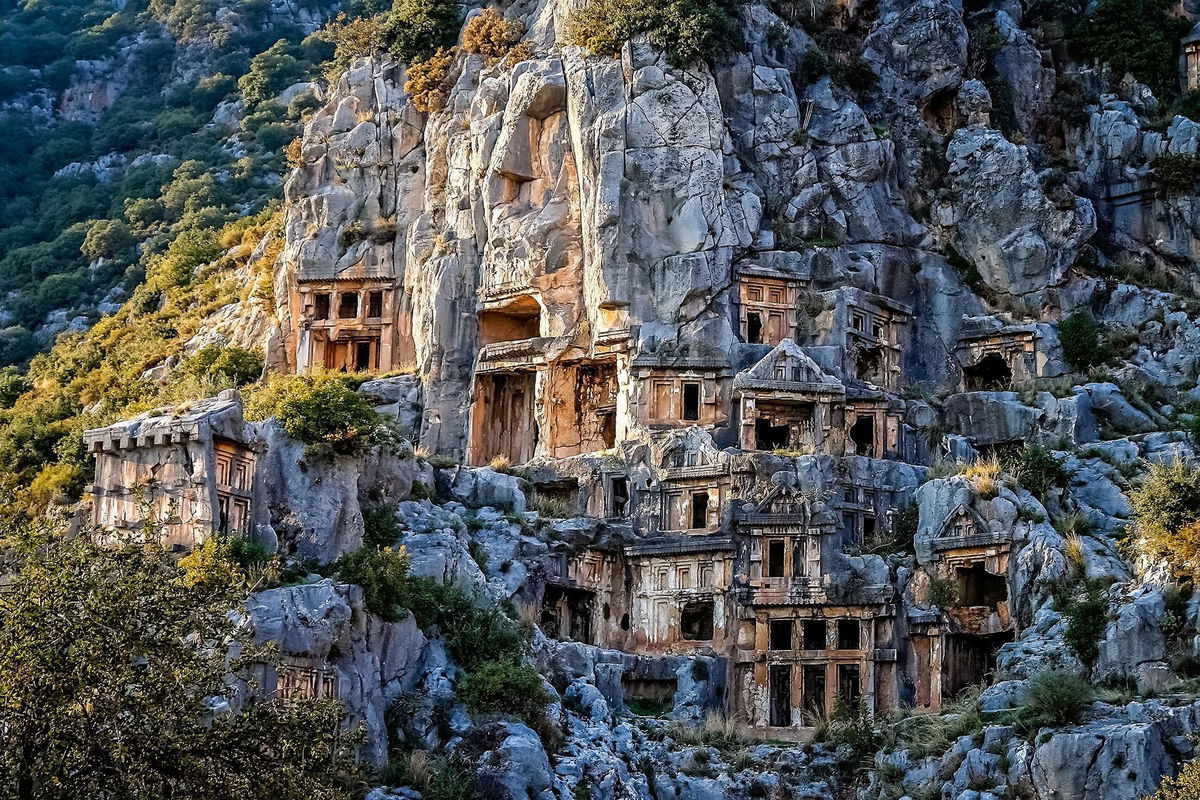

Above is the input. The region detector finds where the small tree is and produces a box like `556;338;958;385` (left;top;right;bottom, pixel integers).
178;345;264;387
459;660;551;722
1059;310;1105;371
404;47;455;113
238;40;307;108
80;219;134;261
567;0;738;67
1072;0;1192;99
385;0;462;62
1129;460;1200;577
462;8;526;64
332;545;412;620
244;372;388;455
0;526;364;799
316;13;390;83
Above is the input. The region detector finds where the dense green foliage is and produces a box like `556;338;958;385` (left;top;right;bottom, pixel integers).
332;545;414;621
816;698;879;771
1151;154;1200;198
0;525;365;798
362;504;403;549
178;344;264;387
1053;576;1112;667
385;0;461;61
0;0;329;361
566;0;739;67
1014;671;1094;733
1003;445;1069;502
1072;0;1192;98
245;372;392;455
0;210;282;511
403;576;525;670
1059;310;1105;371
1129;460;1200;577
929;576;958;608
459;661;551;722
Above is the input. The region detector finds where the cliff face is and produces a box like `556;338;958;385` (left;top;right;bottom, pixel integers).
70;0;1200;796
270;0;1200;460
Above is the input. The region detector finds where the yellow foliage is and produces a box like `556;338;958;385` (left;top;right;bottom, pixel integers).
404;47;455;114
284;137;304;168
963;457;1001;480
178;536;244;593
1149;758;1200;800
317;12;389;83
462;8;527;64
28;463;85;510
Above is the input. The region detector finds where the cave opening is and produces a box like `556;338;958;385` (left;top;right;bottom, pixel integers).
964;353;1013;391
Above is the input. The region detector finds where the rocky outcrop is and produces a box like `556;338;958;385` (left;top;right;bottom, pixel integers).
938;126;1096;299
244;580;430;765
256;422;432;562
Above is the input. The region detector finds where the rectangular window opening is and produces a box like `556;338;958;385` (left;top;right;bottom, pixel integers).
769;619;794;651
682;382;701;421
338;292;359;319
367;290;384;318
746;312;763;344
802;619;827;651
766;539;786;578
680;601;714;641
314;293;330;321
690;492;709;530
837;619;861;650
609;476;630;517
354;341;372;371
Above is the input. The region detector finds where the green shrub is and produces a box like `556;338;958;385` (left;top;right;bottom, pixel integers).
566;0;738;67
238;39;308;107
81;219;135;261
332;545;412;621
816;697;878;771
1054;576;1111;666
1059;310;1105;371
316;13;390;82
151;227;224;287
1003;445;1069;502
178;345;264;387
459;660;551;721
245;372;387;455
402;576;524;669
833;58;876;92
362;504;403;549
1051;74;1097;126
426;752;476;800
892;504;919;544
190;72;238;111
385;0;462;62
929;576;958;608
1178;90;1200;123
1150;154;1200;197
1071;0;1192;98
1129;460;1200;577
1015;671;1093;733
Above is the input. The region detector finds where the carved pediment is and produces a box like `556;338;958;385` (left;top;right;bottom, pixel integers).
734;340;844;394
658;427;721;469
937;506;984;540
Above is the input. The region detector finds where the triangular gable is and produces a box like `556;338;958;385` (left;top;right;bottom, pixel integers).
754;483;811;519
936;505;985;540
733;339;844;391
658;427;722;469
